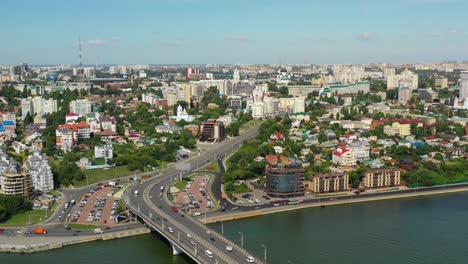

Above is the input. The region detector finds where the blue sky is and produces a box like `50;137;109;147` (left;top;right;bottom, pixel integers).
1;0;467;65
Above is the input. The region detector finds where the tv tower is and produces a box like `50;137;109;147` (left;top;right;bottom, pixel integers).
78;37;83;67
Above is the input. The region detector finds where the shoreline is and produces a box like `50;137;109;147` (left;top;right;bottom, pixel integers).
204;185;468;224
0;226;150;254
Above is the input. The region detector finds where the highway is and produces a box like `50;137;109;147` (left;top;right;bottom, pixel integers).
123;126;264;264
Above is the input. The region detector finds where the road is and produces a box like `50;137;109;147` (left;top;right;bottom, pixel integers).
124;125;264;264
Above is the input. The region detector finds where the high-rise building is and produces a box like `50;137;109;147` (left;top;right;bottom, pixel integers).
0;150;32;196
233;69;240;83
69;99;93;117
21;97;58;119
459;71;468;100
398;83;413;104
383;67;395;79
435;77;448;88
26;151;54;193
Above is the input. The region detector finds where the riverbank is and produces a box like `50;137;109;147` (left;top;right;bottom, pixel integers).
204;184;468;224
0;226;150;254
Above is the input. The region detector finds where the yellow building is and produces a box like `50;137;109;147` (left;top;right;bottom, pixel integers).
308;172;349;193
383;120;423;137
362;168;401;189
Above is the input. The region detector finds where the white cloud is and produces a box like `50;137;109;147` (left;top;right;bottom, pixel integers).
87;39;106;46
226;35;250;42
356;32;372;41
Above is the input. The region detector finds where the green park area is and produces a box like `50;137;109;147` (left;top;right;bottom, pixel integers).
0;209;52;227
66;223;105;230
74;166;142;187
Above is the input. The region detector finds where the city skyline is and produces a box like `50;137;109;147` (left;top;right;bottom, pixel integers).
1;0;468;65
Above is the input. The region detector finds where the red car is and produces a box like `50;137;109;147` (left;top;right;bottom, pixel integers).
170;206;179;213
0;228;5;233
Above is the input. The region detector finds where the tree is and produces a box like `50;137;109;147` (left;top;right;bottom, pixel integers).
0;204;8;222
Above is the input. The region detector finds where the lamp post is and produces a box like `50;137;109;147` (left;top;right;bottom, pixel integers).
261;244;267;264
238;231;243;248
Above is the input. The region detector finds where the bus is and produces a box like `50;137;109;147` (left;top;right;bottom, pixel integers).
204;250;214;258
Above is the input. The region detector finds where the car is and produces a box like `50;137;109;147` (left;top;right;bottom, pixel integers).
170;206;179;213
190;240;195;245
225;245;233;252
0;228;5;233
192;212;201;216
16;230;24;234
167;227;174;233
210;237;215;241
246;255;256;263
187;233;193;238
206;230;211;235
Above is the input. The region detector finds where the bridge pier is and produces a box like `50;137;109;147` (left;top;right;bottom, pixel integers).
171;242;183;255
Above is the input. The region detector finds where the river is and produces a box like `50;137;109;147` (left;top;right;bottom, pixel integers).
3;192;468;264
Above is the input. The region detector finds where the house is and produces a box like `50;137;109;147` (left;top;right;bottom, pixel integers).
155;124;182;134
332;147;356;166
399;159;417;171
273;146;283;154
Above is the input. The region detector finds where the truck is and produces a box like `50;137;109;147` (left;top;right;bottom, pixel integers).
93;228;104;234
33;227;47;234
134;190;139;196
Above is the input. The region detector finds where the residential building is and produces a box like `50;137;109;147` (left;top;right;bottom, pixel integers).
418;88;438;102
309;172;350;193
383;119;423;137
55;122;91;152
362;168;401;188
21;97;57;119
332;147;356;166
435;78;448;88
348;141;370;161
200;119;225;142
94;145;113;159
265;155;305;198
69;99;93;117
0;151;31;196
25;151;54;193
398;84;412;104
155;124;182;134
320;81;370;96
387;69;418;90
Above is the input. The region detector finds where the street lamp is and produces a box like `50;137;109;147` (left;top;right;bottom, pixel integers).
238;231;243;248
261;244;267;264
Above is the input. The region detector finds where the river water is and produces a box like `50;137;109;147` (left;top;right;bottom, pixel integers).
3;192;468;264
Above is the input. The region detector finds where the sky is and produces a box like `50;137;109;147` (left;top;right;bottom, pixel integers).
1;0;468;65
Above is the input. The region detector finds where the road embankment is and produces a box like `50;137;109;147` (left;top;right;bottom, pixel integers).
0;227;150;254
204;185;468;224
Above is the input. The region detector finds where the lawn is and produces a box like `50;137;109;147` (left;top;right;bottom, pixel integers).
0;210;53;227
74;166;142;187
66;223;104;230
200;161;220;173
174;180;188;190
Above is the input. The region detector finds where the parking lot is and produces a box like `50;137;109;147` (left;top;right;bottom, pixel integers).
174;175;215;213
69;186;120;227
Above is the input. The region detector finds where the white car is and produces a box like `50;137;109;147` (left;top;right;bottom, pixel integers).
190;240;195;245
246;255;255;263
192;212;201;216
167;227;174;233
225;245;233;252
187;233;193;238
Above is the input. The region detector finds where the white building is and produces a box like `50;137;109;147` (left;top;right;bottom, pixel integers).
453;71;468;109
387;69;419;90
26;151;54;193
94;145;113;159
348;141;370;161
171;105;195;122
69;99;93;117
21;97;58;119
332;147;356;166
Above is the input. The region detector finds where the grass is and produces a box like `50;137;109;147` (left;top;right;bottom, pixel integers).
66;223;104;230
74;166;142;187
49;190;63;198
0;210;53;227
174;180;188;190
200;161;220;173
